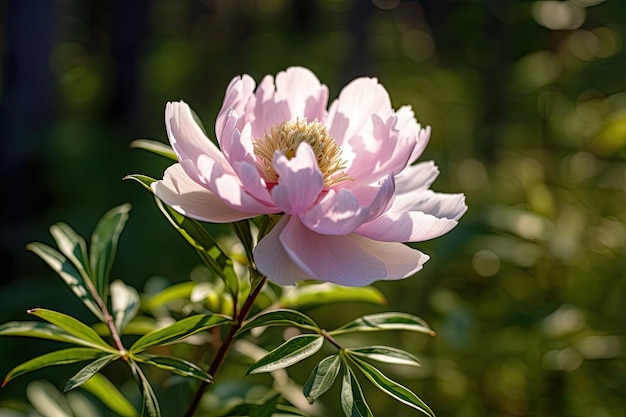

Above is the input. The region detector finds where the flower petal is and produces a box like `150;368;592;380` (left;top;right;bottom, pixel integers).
271;143;324;215
394;161;439;195
300;189;370;235
279;216;428;286
215;74;256;144
152;164;257;222
253;216;316;285
166;101;232;174
275;67;329;121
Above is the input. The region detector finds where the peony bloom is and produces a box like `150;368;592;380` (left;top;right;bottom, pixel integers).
153;67;466;286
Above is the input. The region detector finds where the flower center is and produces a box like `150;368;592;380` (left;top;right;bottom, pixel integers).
253;119;349;187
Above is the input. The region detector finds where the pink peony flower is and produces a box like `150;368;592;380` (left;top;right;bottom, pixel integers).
153;67;467;286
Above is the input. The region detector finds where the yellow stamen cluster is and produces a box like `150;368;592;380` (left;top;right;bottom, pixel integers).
253;119;350;187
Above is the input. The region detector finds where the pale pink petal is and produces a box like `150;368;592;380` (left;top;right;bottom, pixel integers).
215;74;256;143
271;143;324;215
355;210;459;242
253;216;316;285
394;161;439;195
195;154;276;214
391;190;467;220
300;189;370;235
279;216;428;286
408;126;431;165
250;75;290;139
395;107;430;165
152;164;257;222
275;67;329;121
326;77;393;146
166;101;233;175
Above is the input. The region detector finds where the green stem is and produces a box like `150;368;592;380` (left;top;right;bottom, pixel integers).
183;276;268;417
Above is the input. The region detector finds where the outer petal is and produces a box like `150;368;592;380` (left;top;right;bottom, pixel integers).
215;74;256;145
300;189;369;235
152;164;257;222
253;216;316;285
279;216;428;286
394;161;439;195
271;143;324;215
356;191;467;242
166;101;233;175
395;105;430;165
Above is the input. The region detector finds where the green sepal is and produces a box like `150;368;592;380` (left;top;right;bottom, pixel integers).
247;334;324;375
236;309;320;337
130;139;177;160
129;314;231;353
124;174;157;191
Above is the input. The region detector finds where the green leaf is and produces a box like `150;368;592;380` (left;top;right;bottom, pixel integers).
280;283;386;310
26;380;74;417
124;174;157;192
129;139;177;160
27;309;115;352
347;346;421;367
220;393;281;417
144;281;197;311
329;312;435;336
247;334;324;374
111;280;140;334
236;309;320;337
0;321;104;348
130;314;231;353
134;354;213;383
90;204;131;300
348;355;435;417
49;222;92;282
154;198;235;292
81;373;139;417
26;242;104;321
64;354;118;392
2;347;106;387
303;354;341;403
340;366;373;417
130;361;161;417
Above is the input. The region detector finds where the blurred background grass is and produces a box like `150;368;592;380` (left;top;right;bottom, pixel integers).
1;0;625;416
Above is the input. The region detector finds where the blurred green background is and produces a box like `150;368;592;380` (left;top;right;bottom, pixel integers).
1;0;625;416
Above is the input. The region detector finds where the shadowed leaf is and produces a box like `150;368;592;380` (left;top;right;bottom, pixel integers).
236;309;320;337
64;354;118;392
303;354;341;403
247;334;324;374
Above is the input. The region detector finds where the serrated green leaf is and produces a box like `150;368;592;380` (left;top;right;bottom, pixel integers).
2;348;106;387
329;312;434;336
111;280;140;334
64;354;118;392
90;204;131;300
303;354;341;403
129;314;231;353
340;366;373;417
0;321;103;347
247;334;324;375
236;309;320;337
134;354;213;383
347;346;421;367
27;309;115;352
81;373;139;417
124;174;157;192
348;355;435;417
130;139;177;160
26;242;104;321
280;283;386;310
